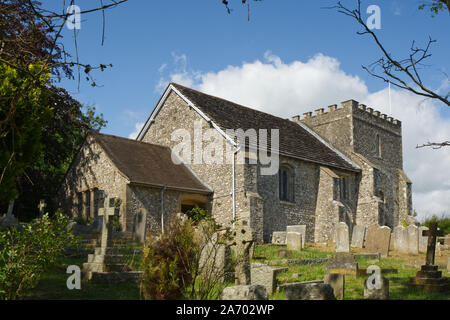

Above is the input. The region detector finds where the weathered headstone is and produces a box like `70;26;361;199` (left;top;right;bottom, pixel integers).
286;232;302;251
220;285;268;300
324;273;345;300
271;231;286;245
418;226;429;253
199;232;234;283
286;225;306;248
251;263;287;295
364;276;389;300
351;225;365;248
365;225;391;258
279;281;336;300
37;199;47;218
0;198;19;228
407;225;419;254
394;226;408;253
132;208;147;244
326;252;358;275
336;222;350;253
444;235;450;246
229;220;256;285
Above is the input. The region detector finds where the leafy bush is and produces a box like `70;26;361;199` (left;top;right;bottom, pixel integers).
185;205;212;225
423;214;450;236
0;211;78;300
140;218;198;300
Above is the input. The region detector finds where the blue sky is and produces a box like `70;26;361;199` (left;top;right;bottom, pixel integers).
52;0;450;219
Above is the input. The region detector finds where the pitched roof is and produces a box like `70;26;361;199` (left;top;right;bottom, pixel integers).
91;132;211;193
170;83;359;172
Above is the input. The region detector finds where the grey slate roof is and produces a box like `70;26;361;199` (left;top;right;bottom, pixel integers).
171;83;359;172
92;131;211;193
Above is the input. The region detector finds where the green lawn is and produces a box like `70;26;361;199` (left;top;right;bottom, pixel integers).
26;243;450;300
254;244;450;300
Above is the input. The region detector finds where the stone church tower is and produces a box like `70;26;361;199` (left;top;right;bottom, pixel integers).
296;99;413;230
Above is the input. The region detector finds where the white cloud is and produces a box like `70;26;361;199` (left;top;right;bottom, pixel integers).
159;52;450;221
128;122;144;139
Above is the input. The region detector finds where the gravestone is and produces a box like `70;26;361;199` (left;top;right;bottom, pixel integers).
132;208;147;244
286;232;302;251
200;236;234;283
37;199;47;218
407;225;419;254
229;220;256;285
220;285;268;300
364;276;389;300
271;231;286;245
326;252;358;276
286;225;306;248
0;198;20;229
447;257;450;272
336;222;350;253
324;273;345;300
365;225;391;258
418;226;429;253
351;225;365;248
394;226;408;253
82;198;140;283
411;222;450;293
445;235;450;246
279;281;336;300
251;263;288;295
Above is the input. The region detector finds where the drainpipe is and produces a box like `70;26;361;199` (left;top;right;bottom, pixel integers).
161;185;166;233
232;144;241;222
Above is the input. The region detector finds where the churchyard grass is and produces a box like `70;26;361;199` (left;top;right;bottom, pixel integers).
253;244;450;300
27;256;141;299
25;243;449;300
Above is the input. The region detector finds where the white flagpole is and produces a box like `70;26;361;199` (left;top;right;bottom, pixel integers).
388;80;392;116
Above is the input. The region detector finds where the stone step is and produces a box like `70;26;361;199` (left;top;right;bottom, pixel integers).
90;271;143;284
104;263;130;273
94;247;119;255
87;254;124;264
83;262;105;273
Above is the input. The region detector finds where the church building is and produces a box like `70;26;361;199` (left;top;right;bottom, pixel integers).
57;83;414;243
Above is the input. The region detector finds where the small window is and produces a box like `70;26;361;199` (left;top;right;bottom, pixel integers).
340;176;350;201
375;134;381;157
279;165;294;202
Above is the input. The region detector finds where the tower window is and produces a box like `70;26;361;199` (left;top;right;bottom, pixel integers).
375;134;382;157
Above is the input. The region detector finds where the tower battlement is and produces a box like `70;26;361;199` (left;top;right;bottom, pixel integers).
292;99;401;130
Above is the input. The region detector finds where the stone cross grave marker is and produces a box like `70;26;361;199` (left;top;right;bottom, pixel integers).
98;198;117;250
422;222;443;266
229;220;256;285
37;199;47;218
2;196;19;226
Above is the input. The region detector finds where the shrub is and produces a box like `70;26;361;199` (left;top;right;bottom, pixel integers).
140;217;198;300
423;214;450;236
185;205;211;226
0;211;78;300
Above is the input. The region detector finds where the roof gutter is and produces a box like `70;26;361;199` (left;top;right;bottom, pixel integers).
127;180;212;194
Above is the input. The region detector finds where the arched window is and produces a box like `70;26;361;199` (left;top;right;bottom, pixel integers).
279;165;294;202
375;134;381;157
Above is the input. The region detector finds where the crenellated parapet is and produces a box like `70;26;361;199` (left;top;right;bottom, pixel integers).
292;99;401;134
